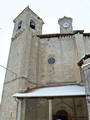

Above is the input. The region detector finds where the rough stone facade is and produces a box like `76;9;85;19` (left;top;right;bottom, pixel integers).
0;6;90;120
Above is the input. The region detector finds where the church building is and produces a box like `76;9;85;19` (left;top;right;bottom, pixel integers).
0;6;90;120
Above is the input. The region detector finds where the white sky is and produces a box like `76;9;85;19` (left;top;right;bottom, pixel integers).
0;0;90;102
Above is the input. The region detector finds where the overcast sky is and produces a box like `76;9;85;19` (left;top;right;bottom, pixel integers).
0;0;90;102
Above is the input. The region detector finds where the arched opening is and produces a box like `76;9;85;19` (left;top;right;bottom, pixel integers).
53;110;68;120
30;20;35;29
18;21;22;30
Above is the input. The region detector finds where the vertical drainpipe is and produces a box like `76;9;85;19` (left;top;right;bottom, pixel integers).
14;98;19;120
14;98;22;120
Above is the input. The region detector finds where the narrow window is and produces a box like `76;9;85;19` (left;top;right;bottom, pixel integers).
30;20;35;29
18;21;22;30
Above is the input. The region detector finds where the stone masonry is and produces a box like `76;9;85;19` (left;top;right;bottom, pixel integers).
0;6;90;120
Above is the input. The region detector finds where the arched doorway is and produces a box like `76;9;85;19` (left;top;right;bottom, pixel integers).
53;110;68;120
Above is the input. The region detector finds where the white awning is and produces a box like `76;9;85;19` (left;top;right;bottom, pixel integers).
13;85;85;98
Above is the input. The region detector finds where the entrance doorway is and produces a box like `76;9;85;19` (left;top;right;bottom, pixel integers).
57;116;67;120
53;110;68;120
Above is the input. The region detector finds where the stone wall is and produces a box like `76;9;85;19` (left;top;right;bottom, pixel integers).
0;6;43;120
38;35;80;85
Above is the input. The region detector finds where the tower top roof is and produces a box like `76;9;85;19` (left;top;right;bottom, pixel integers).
58;16;72;22
13;6;44;24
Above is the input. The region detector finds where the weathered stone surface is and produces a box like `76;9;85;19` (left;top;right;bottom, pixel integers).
0;6;90;120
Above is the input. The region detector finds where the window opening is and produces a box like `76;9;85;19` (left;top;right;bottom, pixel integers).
18;21;22;30
30;20;35;29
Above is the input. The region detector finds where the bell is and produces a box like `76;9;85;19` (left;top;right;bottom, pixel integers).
30;21;35;29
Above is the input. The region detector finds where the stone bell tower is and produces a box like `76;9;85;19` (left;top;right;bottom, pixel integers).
0;6;44;120
58;16;73;33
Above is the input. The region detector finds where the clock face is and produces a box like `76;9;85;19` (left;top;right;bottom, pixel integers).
63;22;70;28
